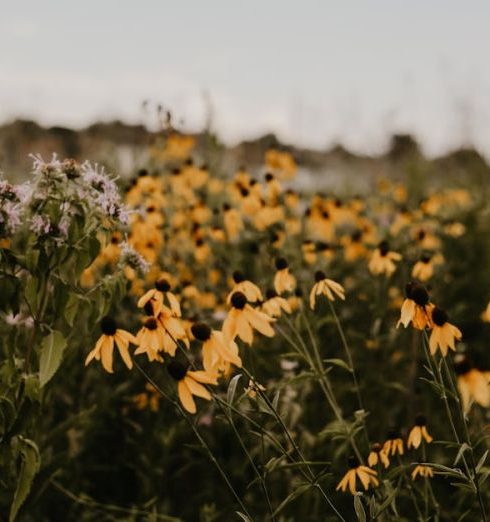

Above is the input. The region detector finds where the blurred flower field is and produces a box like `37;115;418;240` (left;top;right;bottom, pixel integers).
1;129;490;521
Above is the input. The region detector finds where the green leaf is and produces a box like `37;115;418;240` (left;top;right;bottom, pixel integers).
63;293;80;327
9;437;41;522
354;494;366;522
476;450;488;473
227;374;242;407
39;331;67;387
235;512;252;522
324;358;352;372
272;483;311;517
453;443;470;466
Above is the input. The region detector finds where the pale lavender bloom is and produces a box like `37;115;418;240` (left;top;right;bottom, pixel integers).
80;162;128;223
118;242;150;275
29;153;61;175
30;214;51;235
0;201;23;234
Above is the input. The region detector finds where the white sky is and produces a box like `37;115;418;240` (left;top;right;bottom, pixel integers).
1;1;490;157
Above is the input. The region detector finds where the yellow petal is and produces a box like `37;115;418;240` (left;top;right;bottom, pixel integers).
178;380;196;413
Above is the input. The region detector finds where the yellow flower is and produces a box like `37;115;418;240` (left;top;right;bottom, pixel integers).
368;241;401;277
273;258;296;294
336;457;379;495
411;254;435;282
134;316;166;362
367;443;390;469
454;355;490;412
429;307;462;356
227;271;263;303
191;322;242;373
411;464;433;480
481;301;490;322
309;271;345;309
383;429;404;456
397;282;434;330
85;317;137;373
223;292;275;345
222;203;243;241
167;361;217;414
137;278;181;317
407;415;433;449
287;288;304;312
261;289;292;318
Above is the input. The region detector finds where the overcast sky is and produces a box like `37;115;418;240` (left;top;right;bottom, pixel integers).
1;1;489;157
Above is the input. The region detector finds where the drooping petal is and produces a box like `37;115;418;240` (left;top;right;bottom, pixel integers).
178;380;196;413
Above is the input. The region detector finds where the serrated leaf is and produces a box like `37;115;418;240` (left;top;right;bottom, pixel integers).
9;437;41;521
39;331;67;387
354;494;366;522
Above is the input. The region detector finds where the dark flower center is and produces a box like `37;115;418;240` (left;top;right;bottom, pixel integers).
222;202;231;211
348;456;359;469
295;287;303;297
233;270;245;283
315;271;326;282
406;282;430;306
421;253;432;263
167;360;189;381
195;238;204;247
378;240;389;256
321;211;330;219
265;172;273;182
101;316;117;336
191;322;212;341
351;230;363;242
266;289;278;300
144;302;154;316
145;317;158;330
155;279;171;292
230;292;247;309
371;443;382;453
110;236;119;244
275;257;288;270
240;188;249;197
415;414;427;426
432;307;448;326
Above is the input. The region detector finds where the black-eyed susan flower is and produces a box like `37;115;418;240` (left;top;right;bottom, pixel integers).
167;360;217;414
287;287;304;312
407;415;433;449
85;316;138;373
227;271;263;303
454;355;490;412
191;322;242;374
135;316;166;361
223;291;275;345
138;278;181;317
368;443;390;469
132;383;161;412
368;240;401;277
429;307;462;356
383;428;404;456
273;257;296;295
397;282;434;330
411;253;435;282
411;464;433;480
261;289;292;318
336;456;379;495
309;271;345;309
